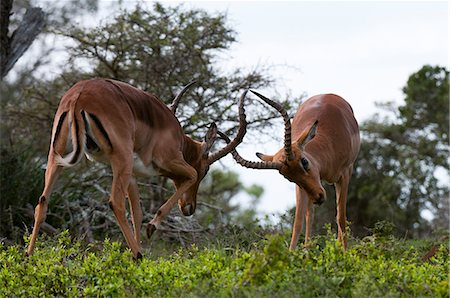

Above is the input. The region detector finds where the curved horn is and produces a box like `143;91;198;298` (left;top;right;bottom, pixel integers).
250;90;294;161
170;81;197;114
207;90;249;165
217;131;281;170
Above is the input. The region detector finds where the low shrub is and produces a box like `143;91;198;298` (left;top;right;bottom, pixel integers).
1;230;448;297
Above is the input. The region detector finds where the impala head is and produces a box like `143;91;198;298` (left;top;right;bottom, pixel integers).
221;90;326;205
177;90;249;216
255;119;325;205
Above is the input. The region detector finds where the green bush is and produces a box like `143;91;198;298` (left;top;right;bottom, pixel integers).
0;146;44;242
1;230;448;297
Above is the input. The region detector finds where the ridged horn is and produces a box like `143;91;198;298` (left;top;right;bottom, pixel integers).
217;131;281;170
250;90;293;161
170;81;197;114
207;90;249;165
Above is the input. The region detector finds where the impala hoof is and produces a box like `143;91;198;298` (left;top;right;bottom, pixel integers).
180;203;195;216
134;252;143;261
146;223;156;239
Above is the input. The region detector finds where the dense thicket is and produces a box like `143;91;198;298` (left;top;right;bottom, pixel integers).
1;231;448;297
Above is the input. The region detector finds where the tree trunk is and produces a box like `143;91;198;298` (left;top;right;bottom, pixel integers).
0;1;45;80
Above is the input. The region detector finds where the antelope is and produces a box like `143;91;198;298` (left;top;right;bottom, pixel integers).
26;78;248;258
220;91;360;249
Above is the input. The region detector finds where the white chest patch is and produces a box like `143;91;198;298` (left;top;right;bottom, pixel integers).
133;154;160;177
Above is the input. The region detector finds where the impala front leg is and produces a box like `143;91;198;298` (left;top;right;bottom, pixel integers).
127;178;143;245
146;158;197;239
290;186;307;250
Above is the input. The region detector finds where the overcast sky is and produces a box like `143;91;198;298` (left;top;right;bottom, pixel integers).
164;1;449;217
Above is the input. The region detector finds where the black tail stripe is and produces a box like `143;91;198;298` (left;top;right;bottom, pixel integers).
53;111;68;151
81;111;89;130
82;111;100;151
88;113;113;149
70;111;81;164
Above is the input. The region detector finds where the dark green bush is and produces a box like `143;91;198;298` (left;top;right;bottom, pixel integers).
0;145;44;242
1;230;448;297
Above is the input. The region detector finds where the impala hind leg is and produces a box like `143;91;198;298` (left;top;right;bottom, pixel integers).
109;156;142;258
146;158;197;239
290;186;308;250
27;157;62;256
127;178;142;245
335;167;352;249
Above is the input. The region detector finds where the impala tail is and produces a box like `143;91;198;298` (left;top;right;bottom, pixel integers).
52;107;86;167
53;107;112;167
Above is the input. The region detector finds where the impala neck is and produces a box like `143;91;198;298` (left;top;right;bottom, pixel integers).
182;135;203;167
302;134;341;183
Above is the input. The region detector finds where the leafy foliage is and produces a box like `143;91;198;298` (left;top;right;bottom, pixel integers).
1;230;448;297
57;3;289;138
400;65;449;142
0;145;44;242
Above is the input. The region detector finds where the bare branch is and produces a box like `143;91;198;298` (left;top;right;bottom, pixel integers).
1;6;45;79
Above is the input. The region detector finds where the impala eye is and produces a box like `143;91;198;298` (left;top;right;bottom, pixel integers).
300;157;309;170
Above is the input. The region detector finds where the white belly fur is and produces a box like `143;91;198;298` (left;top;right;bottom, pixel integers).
84;152;159;178
132;154;160;177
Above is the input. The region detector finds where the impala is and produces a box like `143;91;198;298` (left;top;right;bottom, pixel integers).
26;78;248;258
221;91;360;249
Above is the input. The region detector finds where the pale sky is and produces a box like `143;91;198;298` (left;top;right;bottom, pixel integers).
173;1;449;216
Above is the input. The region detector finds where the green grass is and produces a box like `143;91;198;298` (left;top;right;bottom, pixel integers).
1;230;448;297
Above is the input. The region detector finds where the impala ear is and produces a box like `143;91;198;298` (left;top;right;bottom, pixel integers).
256;152;274;162
297;120;318;150
203;123;218;157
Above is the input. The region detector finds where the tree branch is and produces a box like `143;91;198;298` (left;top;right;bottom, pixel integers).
1;6;45;79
